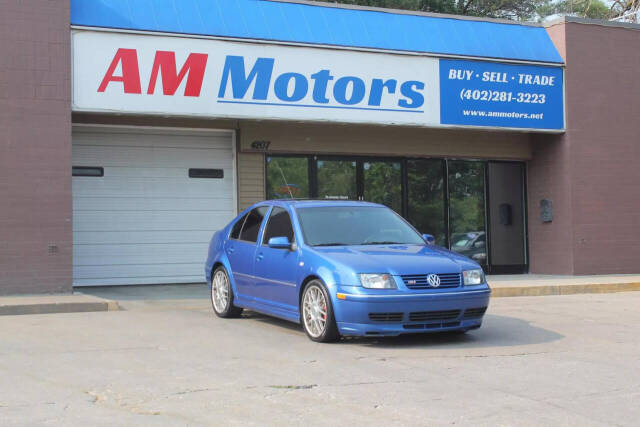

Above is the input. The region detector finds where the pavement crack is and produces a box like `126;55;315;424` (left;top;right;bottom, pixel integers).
170;387;219;396
268;384;317;390
460;350;555;358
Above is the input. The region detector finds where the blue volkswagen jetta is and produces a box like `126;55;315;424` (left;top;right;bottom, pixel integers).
205;200;490;342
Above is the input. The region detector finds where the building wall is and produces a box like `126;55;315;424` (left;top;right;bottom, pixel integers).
237;152;266;211
527;133;574;274
239;121;533;159
564;20;640;274
530;19;640;274
527;23;575;274
0;0;72;294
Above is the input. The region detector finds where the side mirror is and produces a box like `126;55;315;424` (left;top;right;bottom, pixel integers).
422;234;435;245
268;236;293;250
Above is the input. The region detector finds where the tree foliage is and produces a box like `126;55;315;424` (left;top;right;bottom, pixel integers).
317;0;622;21
537;0;611;19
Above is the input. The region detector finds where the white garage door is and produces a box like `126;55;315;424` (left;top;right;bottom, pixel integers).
72;126;236;286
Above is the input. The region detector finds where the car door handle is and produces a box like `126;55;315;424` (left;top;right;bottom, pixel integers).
226;247;235;254
256;253;264;261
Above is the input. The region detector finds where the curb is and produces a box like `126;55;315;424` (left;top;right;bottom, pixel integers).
0;297;119;316
491;282;640;298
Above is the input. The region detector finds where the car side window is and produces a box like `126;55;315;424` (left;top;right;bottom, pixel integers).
263;207;295;246
239;206;269;243
230;213;248;240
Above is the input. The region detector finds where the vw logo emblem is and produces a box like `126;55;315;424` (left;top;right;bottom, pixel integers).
427;274;441;288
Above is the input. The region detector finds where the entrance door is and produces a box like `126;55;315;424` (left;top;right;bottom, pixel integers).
447;160;488;268
487;162;527;273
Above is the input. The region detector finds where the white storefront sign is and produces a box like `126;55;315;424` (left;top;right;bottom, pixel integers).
73;30;440;126
72;30;564;131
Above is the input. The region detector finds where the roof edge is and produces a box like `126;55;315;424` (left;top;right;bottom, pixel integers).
544;15;640;31
71;24;565;66
265;0;543;27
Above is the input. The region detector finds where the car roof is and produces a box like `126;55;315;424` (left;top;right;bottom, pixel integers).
265;199;384;209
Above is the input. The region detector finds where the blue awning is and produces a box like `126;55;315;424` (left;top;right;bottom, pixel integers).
70;0;564;64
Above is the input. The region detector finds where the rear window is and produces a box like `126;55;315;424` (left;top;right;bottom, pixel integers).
230;213;247;240
239;206;269;243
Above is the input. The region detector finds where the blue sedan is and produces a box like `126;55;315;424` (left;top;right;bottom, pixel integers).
205;200;490;342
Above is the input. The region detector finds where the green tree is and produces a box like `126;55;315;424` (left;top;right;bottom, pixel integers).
319;0;617;21
317;0;549;21
537;0;611;19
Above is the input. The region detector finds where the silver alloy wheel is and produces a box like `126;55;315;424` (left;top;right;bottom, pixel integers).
302;284;327;338
211;270;230;313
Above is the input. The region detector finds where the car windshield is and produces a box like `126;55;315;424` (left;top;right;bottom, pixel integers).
296;206;425;247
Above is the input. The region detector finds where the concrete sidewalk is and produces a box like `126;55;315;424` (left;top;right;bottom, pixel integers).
0;293;119;316
2;274;640;316
487;274;640;297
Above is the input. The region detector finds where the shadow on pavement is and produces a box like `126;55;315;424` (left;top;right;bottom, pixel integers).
81;285;564;349
243;311;306;333
244;312;564;348
342;315;564;348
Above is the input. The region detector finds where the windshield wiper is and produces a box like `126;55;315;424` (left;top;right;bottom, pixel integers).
314;242;349;246
362;241;403;245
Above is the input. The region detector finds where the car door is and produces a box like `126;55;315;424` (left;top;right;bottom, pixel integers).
224;206;269;299
253;206;299;313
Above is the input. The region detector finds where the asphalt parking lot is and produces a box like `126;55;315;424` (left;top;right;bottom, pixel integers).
1;288;639;426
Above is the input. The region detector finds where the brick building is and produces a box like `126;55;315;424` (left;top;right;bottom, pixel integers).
1;0;639;295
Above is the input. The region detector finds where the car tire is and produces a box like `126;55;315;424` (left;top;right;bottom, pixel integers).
300;280;340;343
210;266;243;318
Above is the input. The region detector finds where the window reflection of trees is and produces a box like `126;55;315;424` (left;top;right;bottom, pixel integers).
317;160;357;200
448;161;486;264
364;161;402;213
266;157;309;199
407;159;446;246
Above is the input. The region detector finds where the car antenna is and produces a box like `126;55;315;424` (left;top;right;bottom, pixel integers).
274;159;294;199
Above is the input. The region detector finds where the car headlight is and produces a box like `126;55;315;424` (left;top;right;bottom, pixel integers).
359;273;397;289
463;269;485;286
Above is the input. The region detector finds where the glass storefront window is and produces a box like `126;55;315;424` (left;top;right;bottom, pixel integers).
266;156;309;199
264;154;523;272
406;159;446;246
317;159;357;200
448;160;487;266
363;160;402;213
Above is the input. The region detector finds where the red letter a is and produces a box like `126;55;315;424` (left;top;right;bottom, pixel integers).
147;51;208;97
97;48;142;94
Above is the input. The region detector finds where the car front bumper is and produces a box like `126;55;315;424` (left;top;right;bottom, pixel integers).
333;287;491;337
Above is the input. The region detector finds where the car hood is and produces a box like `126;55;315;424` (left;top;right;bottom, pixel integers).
310;244;478;276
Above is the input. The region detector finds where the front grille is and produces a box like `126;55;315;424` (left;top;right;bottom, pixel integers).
368;312;403;322
400;273;461;289
463;307;487;319
408;309;461;322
